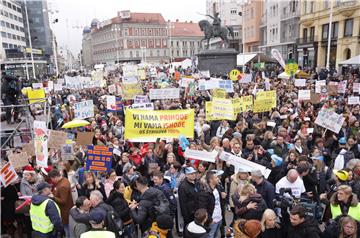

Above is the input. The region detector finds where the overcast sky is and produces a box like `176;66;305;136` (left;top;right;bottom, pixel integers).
50;0;206;56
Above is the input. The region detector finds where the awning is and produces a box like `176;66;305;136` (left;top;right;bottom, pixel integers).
339;55;360;66
237;53;277;65
237;53;257;65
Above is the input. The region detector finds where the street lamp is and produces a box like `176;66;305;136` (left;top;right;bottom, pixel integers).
111;25;121;64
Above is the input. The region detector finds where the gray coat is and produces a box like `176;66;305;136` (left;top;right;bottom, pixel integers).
20;177;42;196
68;207;90;238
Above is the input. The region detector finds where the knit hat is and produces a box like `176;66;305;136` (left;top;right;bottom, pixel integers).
41;166;53;176
23;165;36;174
271;154;283;167
334;170;349;181
156;214;174;230
238;219;262;238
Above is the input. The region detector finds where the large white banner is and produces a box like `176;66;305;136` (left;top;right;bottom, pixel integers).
219;151;272;178
184;148;218;163
295;79;306;87
198;79;234;92
149;88;180;100
74;100;94;119
126;103;154;110
315;108;345;133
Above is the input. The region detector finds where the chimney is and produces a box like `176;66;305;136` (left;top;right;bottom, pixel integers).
176;19;179;22
190;21;193;23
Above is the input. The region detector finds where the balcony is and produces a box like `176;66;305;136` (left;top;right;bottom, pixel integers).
296;36;317;45
281;10;299;21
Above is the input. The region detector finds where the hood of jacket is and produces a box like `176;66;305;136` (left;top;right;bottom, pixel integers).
186;221;207;235
31;194;50;205
106;190;125;204
330;192;359;206
233;220;250;238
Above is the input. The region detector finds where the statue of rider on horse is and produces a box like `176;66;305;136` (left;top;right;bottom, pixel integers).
199;13;234;49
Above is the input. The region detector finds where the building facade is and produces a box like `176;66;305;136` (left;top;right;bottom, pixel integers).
86;11;169;65
169;20;203;61
297;0;360;69
243;0;263;53
259;0;300;61
206;0;242;51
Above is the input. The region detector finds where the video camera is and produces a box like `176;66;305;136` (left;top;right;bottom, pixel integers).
273;188;324;223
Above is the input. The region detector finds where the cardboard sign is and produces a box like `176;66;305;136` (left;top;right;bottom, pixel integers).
86;146;113;172
54;83;62;91
76;132;94;146
23;141;35;157
184;148;217;163
219;151;271;178
338;81;347;94
61;144;74;160
149;88;180;100
134;95;150;104
106;96;117;111
8;152;29;169
315;108;345;133
238;74;252;84
298;90;311;101
121;83;143;100
48;130;68;149
108;84;116;94
0;162;18;187
348;96;360;105
295;79;306;87
353;83;360;93
211;98;236;120
33;121;48;167
315;80;326;93
74;100;94;119
328;82;338;96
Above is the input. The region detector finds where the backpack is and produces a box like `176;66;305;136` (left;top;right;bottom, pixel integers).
106;210;124;238
153;191;171;217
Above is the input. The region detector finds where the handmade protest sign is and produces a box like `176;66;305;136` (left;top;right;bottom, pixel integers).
124;109;194;139
134;95;150;104
121;83;143;100
106;96;117;111
76;132;94;146
126;103;154;110
32;83;43;89
33;121;48;167
353;83;360;93
218;80;234;93
108;84;116;94
315;108;345;134
184;148;218;163
48;130;68;149
315;80;326;93
219;151;271;178
211;98;236;120
149;88;180;100
28;89;45;104
61;144;74;160
327;82;338;96
86;146;113;172
238;74;252;84
295;79;306;87
8;152;29;169
253;90;276;113
74;100;94;119
338;81;347;94
348;96;360;105
23;141;35;156
0;162;18;187
298;90;311;101
205;102;215;121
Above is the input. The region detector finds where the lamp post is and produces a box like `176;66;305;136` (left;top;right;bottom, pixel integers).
24;0;36;79
111;25;121;64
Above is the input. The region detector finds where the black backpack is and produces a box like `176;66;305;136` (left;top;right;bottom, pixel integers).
153;191;171;217
106;210;124;238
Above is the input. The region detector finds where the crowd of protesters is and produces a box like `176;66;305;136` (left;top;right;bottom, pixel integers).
1;64;360;238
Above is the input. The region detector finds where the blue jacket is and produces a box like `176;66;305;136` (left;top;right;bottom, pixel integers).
31;195;63;238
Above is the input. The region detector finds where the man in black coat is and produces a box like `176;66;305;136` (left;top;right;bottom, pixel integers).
287;206;321;238
1;74;20;124
178;167;198;226
251;170;275;209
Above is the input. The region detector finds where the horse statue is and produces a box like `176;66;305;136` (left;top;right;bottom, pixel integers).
198;14;234;49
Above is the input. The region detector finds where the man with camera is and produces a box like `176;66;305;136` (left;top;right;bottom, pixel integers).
287;206;322;238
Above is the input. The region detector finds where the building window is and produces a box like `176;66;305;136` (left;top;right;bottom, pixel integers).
176;41;179;47
2;42;8;48
150;50;153;57
171;41;173;47
310;1;314;13
149;29;152;36
124;28;129;36
157;50;160;56
164;50;166;56
303;28;308;41
177;50;179;56
136;51;139;57
230;9;237;14
332;22;338;39
141;40;146;47
310;27;315;41
324;0;329;9
344;18;353;37
322;24;329;40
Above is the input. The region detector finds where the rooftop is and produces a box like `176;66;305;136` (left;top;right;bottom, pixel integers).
170;20;202;37
111;12;166;24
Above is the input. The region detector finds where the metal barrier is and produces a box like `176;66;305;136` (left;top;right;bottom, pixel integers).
0;96;51;149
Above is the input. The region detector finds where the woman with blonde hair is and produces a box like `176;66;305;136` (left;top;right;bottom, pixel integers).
339;216;358;238
259;209;282;238
235;184;267;221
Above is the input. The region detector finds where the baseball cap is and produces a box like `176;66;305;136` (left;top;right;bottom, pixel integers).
334;170;349;181
36;182;52;192
339;137;347;145
185;167;197;174
312;156;324;162
89;209;105;224
271;154;283;167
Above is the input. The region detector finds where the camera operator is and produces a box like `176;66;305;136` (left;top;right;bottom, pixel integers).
1;73;20;124
275;169;306;198
286;206;321;238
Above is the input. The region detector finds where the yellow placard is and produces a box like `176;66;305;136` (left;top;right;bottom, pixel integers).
138;69;146;80
212;88;227;98
205;102;215;121
285;63;298;75
211;98;236;120
232;95;254;114
121;83;143;100
124;109;194;139
27;89;46;104
253;90;277;113
229;69;241;81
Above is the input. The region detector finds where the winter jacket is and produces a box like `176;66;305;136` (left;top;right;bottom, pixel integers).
254;179;275;209
330;192;360;221
259;226;283;238
20;177;42;196
68;207;90;238
196;187;215;223
184;221;208;238
80;181;107;200
92;201;119;233
130;187;164;232
106;190;132;223
178;179;198;225
286;219;321;238
229;174;248;208
52;177;74;225
154;182;177;216
31;195;63;238
322;215;360;238
235;193;268;221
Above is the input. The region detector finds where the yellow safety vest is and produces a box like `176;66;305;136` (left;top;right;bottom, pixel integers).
330;203;360;221
80;230;116;238
30;199;61;234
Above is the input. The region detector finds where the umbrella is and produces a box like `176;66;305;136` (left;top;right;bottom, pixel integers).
62;119;90;129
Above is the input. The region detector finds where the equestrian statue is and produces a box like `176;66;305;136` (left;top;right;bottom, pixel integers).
198;13;234;49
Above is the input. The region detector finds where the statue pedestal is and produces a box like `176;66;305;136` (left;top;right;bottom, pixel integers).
197;48;238;76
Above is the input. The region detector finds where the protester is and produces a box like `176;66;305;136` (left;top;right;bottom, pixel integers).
178;167;198;226
259;209;283;238
69;196;91;238
80;209;116;238
286;206;321;238
330;185;360;221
